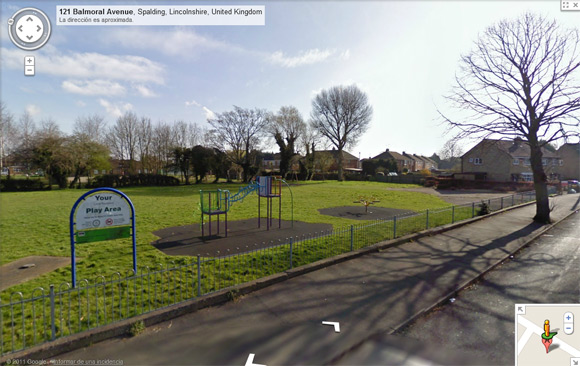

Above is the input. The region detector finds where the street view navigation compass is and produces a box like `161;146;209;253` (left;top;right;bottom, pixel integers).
8;7;51;51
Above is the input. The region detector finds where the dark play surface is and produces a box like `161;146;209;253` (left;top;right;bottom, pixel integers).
152;218;332;257
318;206;415;220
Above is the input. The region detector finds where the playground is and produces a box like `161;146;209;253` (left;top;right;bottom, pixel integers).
151;176;335;257
152;218;332;257
0;181;459;293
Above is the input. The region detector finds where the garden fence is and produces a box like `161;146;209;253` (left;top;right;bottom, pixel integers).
1;190;541;356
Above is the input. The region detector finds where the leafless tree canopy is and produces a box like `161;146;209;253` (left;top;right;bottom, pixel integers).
208;106;268;181
269;106;306;178
443;13;580;223
310;84;373;180
74;114;107;144
445;13;580;144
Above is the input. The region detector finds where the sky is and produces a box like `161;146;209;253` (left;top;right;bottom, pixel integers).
1;0;578;160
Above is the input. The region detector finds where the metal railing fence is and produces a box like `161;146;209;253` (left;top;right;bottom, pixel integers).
1;191;539;356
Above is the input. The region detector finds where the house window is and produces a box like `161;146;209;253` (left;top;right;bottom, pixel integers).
94;170;99;175
469;158;473;163
542;158;547;166
560;159;564;166
552;159;558;166
474;158;482;165
524;159;531;166
522;172;533;182
513;159;519;165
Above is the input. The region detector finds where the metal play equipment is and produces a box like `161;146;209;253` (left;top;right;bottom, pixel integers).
257;175;282;230
199;176;293;238
199;189;231;237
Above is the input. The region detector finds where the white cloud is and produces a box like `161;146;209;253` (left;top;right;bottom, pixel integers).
135;85;157;98
185;100;215;119
99;99;133;118
269;48;335;68
26;104;41;116
62;80;126;96
1;46;165;84
203;107;216;120
76;101;87;107
185;100;201;107
103;28;243;58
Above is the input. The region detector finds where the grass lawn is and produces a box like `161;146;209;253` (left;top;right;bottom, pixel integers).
2;180;498;355
0;180;450;293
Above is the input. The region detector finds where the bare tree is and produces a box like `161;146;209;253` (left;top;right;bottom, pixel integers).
136;117;153;173
208;106;268;182
311;84;373;181
73;114;108;144
39;118;62;139
442;13;580;223
108;112;139;174
14;111;37;173
298;124;320;180
151;121;174;173
269;106;306;178
0;102;15;173
438;139;464;171
172;120;189;149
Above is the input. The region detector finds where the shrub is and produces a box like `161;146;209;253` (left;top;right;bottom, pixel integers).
88;174;180;188
478;200;490;216
129;320;145;336
0;178;48;192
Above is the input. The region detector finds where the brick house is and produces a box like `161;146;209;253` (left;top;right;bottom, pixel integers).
261;153;281;170
372;149;413;172
557;143;579;180
261;152;301;173
460;139;562;182
318;149;360;172
420;156;438;170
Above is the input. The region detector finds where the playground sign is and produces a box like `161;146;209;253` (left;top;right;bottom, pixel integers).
75;192;131;230
70;188;137;287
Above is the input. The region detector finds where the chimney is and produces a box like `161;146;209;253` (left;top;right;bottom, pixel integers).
386;148;389;152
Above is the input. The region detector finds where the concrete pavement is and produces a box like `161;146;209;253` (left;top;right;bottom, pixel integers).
22;193;580;365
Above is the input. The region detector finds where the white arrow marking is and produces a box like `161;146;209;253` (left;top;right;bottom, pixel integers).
245;353;266;366
322;321;340;333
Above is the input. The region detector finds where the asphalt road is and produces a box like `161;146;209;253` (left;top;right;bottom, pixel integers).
389;210;580;365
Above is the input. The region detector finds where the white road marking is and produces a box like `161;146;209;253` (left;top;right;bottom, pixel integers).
245;353;266;366
322;321;341;333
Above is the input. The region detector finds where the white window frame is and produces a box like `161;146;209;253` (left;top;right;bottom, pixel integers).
524;159;531;166
474;158;482;165
560;159;564;166
521;172;533;182
513;159;519;165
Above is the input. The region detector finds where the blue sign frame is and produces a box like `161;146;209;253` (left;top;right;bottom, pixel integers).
70;188;137;287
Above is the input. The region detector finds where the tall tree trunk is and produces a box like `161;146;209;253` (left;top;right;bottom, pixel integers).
529;143;550;223
337;148;344;181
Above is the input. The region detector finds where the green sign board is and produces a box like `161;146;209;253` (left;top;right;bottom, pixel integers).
76;226;131;244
